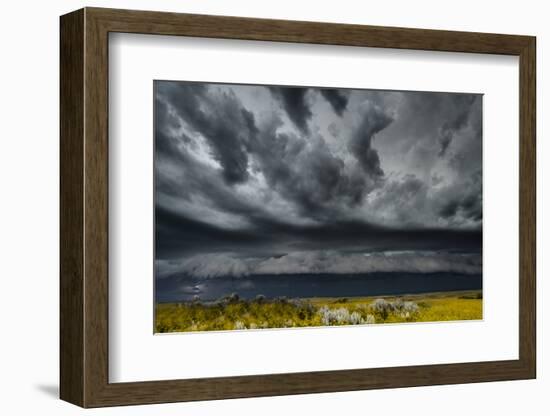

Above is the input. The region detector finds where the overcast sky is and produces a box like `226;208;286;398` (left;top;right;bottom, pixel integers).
154;81;482;279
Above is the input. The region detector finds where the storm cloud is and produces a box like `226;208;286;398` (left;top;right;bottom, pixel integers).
269;86;351;132
154;81;482;282
269;86;312;133
349;101;394;177
320;89;349;116
156;82;258;184
437;95;477;157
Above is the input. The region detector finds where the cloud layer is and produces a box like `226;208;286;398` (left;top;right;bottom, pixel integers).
157;251;482;279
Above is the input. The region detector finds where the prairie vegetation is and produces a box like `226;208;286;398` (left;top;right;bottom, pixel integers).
155;291;482;333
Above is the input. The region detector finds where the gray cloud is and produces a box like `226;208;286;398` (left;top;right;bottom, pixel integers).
156;82;258;184
437;95;477;157
269;86;312;133
268;86;350;134
373;92;482;167
367;174;429;227
320;89;349;116
438;169;482;223
248;114;371;219
349;102;394;177
157;250;482;279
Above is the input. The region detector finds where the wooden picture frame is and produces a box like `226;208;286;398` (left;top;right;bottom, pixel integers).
60;7;536;408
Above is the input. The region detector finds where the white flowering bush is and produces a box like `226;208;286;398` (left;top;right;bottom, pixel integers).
234;320;246;330
398;301;419;319
318;307;379;326
368;298;420;321
392;298;405;311
369;298;394;320
334;308;351;324
349;311;363;325
319;306;351;325
318;306;331;325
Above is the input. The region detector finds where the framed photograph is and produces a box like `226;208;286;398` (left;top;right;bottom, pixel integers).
60;7;536;407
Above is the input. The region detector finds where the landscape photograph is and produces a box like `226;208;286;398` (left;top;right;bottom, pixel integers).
154;80;483;333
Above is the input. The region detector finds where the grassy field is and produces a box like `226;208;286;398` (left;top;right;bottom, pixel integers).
155;290;482;333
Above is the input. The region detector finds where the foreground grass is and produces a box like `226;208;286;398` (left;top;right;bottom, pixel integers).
155;291;482;333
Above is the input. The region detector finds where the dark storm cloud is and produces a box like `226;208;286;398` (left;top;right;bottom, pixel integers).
156;201;482;260
320;89;349;116
268;86;312;133
368;174;428;224
438;169;482;223
369;92;482;227
154;99;194;160
269;87;349;131
155;93;368;230
154;81;482;275
248;114;373;220
155;205;265;258
156;81;258;184
378;92;480;145
154;126;281;237
155;85;368;245
379;92;482;172
437;95;477;157
349;103;394;177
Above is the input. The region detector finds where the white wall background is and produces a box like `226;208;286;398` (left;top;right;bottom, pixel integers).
0;0;545;414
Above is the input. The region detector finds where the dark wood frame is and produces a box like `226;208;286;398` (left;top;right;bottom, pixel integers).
60;7;536;408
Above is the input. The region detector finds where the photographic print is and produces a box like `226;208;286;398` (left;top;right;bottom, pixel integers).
154;81;482;333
